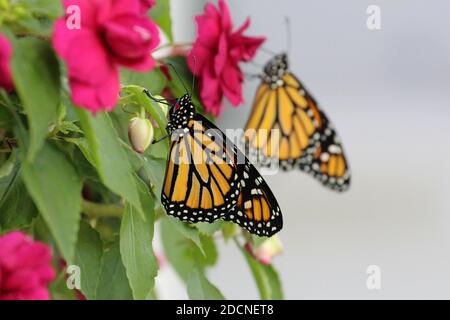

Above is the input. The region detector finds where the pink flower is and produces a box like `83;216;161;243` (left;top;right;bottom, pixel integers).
52;0;160;113
188;0;265;116
0;34;14;92
0;232;55;300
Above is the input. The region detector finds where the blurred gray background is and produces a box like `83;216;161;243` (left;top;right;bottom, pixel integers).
155;0;450;299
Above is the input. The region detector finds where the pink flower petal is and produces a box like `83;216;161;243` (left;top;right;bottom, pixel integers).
70;66;119;112
0;232;54;300
107;0;143;18
214;34;228;76
104;16;159;71
53;22;113;85
188;45;212;75
200;67;222;115
62;0;98;29
0;34;14;91
188;0;262;115
221;62;243;106
195;15;221;50
218;0;232;32
53;0;160;113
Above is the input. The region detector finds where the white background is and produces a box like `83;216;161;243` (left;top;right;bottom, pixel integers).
155;0;450;299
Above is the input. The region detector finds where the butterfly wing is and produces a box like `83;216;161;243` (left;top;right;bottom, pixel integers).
161;118;241;223
301;110;351;192
199;115;283;237
244;71;351;191
162;113;283;237
229;158;283;237
243;72;321;170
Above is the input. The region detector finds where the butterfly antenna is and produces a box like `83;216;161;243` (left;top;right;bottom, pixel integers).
285;16;292;54
143;89;174;107
190;55;197;96
152;133;171;144
166;63;190;96
260;46;277;56
249;60;264;68
244;72;261;81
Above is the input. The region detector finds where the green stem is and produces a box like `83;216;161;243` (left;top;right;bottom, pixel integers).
14;32;51;41
82;200;124;218
154;42;192;53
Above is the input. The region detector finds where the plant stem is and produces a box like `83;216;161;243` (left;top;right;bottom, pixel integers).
154;42;192;53
15;32;51;41
81;200;124;218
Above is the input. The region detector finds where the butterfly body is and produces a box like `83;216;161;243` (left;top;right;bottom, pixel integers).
166;94;196;133
161;94;282;237
244;53;350;191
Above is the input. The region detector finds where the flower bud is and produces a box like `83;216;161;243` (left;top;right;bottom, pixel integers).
246;235;283;265
128;117;154;153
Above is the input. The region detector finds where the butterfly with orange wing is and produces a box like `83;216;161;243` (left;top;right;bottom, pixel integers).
243;53;350;192
145;91;282;237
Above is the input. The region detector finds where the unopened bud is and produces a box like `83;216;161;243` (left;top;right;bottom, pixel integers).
246;235;283;265
128;117;154;153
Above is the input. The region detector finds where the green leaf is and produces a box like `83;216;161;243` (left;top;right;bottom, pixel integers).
0;103;13;131
196;221;224;236
11;38;60;161
141;157;166;203
166;216;204;254
145;122;169;159
21;142;82;261
120;68;166;94
160;217;218;281
146;289;158;300
76;110;143;216
0;150;16;179
96;237;133;300
221;222;237;242
0;167;38;232
149;0;173;42
30;215;53;245
74;221;103;300
62;137;96;166
24;0;64;18
186;267;225;300
160;216;198;281
0;153;18;202
198;234;218;267
120;177;158;300
57;121;83;135
238;243;283;300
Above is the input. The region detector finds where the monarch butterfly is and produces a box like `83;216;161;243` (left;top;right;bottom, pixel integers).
145;90;283;237
243;53;350;192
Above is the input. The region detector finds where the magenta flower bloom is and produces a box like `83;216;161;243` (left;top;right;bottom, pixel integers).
0;232;55;300
52;0;160;113
0;34;14;92
188;0;265;116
